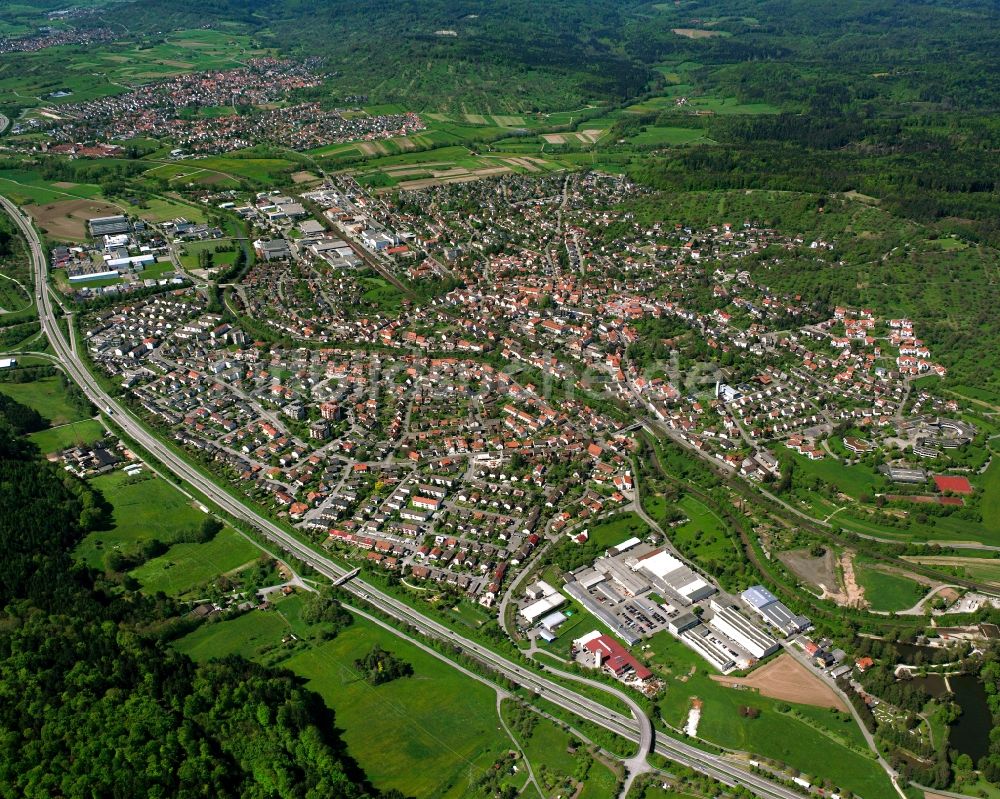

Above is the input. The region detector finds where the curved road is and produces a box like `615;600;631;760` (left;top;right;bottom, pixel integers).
4;194;815;799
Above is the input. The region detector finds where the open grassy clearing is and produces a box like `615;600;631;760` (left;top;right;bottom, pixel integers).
853;560;927;612
0;274;30;314
628;126;710;146
117;195;207;223
834;508;1000;548
28;418;106;454
981;459;1000;531
177;603;511;799
668;493;738;562
164;155;294;186
643;633;893;799
0;374;88;425
137;260;178;280
789;451;882;500
74;470;211;569
175;606;292;661
360;275;404;314
904;555;1000;587
501;698;621;798
177;239;239;270
287;619;511;799
130;529;261;596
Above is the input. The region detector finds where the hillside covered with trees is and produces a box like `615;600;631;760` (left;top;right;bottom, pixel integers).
0;403;392;799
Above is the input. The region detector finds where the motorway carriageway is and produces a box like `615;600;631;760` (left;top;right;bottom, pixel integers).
3;194;811;799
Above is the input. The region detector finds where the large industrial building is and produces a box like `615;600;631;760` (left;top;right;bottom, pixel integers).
740;585;811;636
88;215;131;237
632;547;717;605
707;600;780;659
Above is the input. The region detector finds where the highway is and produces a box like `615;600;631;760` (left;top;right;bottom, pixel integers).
3;194;811;799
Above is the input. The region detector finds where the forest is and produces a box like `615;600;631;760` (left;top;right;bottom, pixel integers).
0;400;398;799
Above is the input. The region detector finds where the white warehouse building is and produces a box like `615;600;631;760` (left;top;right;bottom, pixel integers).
707;600;779;660
520;593;566;624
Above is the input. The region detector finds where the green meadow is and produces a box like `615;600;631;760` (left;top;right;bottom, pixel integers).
177;605;511;799
0;374;88;425
130;529;262;596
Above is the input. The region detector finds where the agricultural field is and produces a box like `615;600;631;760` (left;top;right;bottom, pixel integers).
129;529;262;596
345;145;570;191
26;198;128;241
711;653;847;710
0;29;266;110
75;470;215;569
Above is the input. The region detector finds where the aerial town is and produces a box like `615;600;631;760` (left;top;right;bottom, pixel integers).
4;3;1000;798
62;169;987;695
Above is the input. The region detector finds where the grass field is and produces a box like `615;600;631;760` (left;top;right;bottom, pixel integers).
585;512;650;551
0;374;88;425
645;633;894;799
853;561;927;612
175;606;292;661
360;276;404;314
288;620;510;799
981;459;1000;532
0;169;103;204
0;274;32;314
790;451;882;501
28;418;106;453
178;240;239;270
75;470;212;569
669;494;738;562
177;604;512;799
501;698;620;797
175;155;294;185
629;126;710;146
834;508;1000;547
904;555;1000;588
130;529;262;596
137;260;178;280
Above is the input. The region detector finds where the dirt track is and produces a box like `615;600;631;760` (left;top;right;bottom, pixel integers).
712;653;848;711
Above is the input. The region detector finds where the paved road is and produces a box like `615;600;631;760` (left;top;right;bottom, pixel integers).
2;194;814;799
